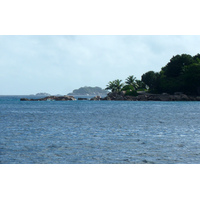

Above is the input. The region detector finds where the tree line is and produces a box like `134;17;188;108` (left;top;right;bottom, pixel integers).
105;53;200;96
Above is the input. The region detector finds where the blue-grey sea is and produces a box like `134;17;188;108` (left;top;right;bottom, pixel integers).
0;95;200;164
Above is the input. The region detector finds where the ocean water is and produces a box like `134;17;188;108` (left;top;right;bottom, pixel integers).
0;95;200;164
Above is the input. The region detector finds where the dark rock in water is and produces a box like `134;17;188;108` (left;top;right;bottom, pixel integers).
106;92;126;101
20;95;76;101
90;96;101;101
141;142;146;145
101;96;111;100
142;159;155;164
20;98;30;101
137;94;149;101
78;98;89;100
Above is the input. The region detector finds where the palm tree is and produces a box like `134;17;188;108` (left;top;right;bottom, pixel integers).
105;81;116;92
125;75;136;85
105;79;124;93
125;75;138;90
114;79;124;93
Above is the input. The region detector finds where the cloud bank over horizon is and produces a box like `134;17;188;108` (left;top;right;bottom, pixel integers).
0;35;199;95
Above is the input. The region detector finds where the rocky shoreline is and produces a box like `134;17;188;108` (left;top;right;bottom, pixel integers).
20;93;200;101
20;95;76;101
101;92;200;101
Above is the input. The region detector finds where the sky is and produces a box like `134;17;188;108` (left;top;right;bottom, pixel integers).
0;35;200;95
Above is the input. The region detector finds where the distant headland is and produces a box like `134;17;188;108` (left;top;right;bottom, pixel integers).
35;93;51;96
67;86;108;96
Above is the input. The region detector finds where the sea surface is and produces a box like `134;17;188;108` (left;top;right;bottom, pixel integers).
0;95;200;164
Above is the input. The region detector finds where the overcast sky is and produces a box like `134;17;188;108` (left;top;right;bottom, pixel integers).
0;35;199;95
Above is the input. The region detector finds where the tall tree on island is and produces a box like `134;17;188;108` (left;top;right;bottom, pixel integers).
125;75;138;90
141;71;159;92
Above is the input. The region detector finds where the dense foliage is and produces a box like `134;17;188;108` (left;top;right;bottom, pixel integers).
105;79;124;93
142;54;200;95
122;85;138;96
105;53;200;96
105;76;143;96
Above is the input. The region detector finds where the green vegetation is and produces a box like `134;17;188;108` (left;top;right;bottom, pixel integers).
68;86;108;96
142;53;200;95
105;76;142;96
125;75;137;89
105;79;124;93
122;85;138;96
105;53;200;96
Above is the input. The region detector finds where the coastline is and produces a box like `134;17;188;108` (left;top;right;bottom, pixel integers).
20;93;200;101
101;92;200;101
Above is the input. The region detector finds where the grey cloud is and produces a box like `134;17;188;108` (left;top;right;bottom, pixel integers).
0;35;199;95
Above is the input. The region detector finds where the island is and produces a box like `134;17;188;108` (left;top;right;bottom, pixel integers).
103;53;200;100
35;93;51;96
20;53;200;102
67;86;108;96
